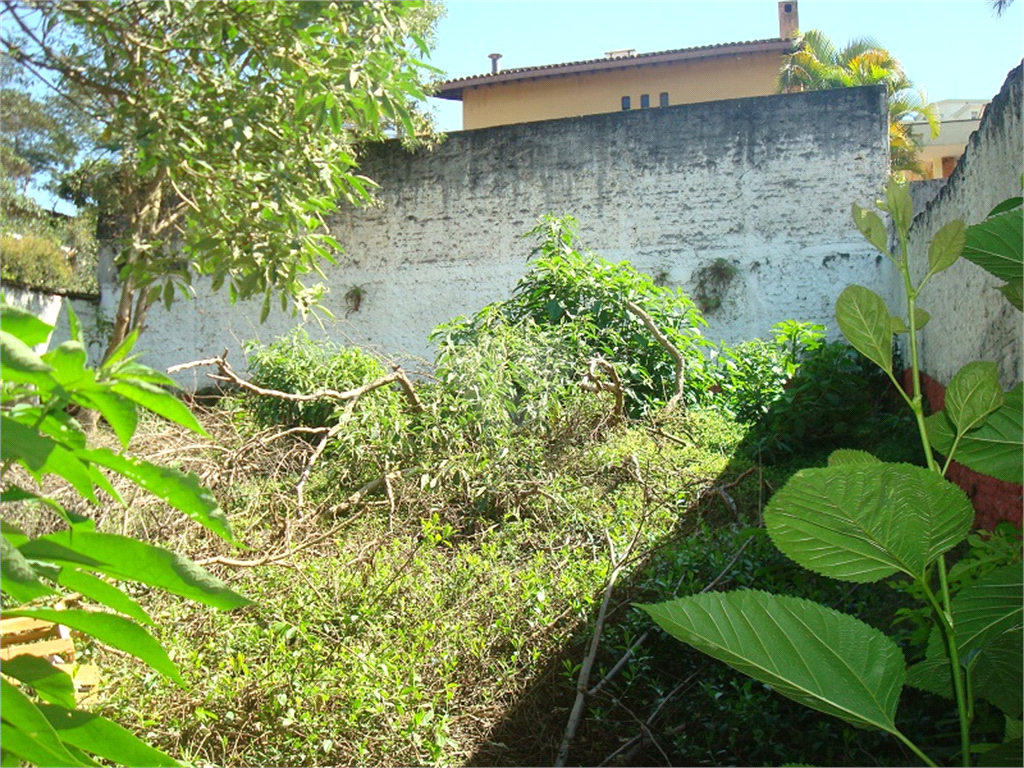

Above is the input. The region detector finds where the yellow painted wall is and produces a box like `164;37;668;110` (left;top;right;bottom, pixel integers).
461;51;784;129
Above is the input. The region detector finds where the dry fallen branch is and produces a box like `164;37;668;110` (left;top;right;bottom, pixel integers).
579;357;624;424
167;352;424;413
624;299;686;412
555;477;652;767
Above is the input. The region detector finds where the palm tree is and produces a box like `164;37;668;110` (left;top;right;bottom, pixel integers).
777;30;939;175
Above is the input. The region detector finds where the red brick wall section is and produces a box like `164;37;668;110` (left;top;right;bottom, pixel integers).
902;369;1023;530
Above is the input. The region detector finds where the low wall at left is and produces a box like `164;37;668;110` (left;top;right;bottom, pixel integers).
1;282;103;362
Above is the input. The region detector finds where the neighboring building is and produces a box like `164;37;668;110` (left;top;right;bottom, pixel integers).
435;2;800;130
907;99;990;180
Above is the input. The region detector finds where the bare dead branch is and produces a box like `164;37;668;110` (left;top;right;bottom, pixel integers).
167;353;424;413
625;299;686;411
579;357;624;424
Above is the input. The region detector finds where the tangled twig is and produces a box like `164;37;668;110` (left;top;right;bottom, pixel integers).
579;357;624;425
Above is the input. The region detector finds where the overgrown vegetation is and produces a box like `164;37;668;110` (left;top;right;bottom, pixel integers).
3;205;1018;768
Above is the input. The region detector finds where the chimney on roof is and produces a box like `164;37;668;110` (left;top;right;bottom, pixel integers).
778;1;798;39
488;53;502;74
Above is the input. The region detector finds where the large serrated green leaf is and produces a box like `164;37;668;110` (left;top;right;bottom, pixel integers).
963;208;1023;284
19;531;250;610
641;591;906;733
38;703;182;767
927;384;1023;484
951;563;1023;653
1;330;55;389
908;629;1022;718
945;361;1004;433
764;464;973;582
75;447;232;541
835;285;892;374
1;608;183;686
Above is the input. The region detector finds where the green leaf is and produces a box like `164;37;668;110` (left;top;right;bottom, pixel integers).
962;208;1023;285
73;389;137;449
110;381;207;436
0;679;90;767
1;534;57;603
828;449;881;466
66;303;84;346
2;609;183;686
0;303;54;346
908;629;1022;718
641;591;906;733
945;361;1004;433
76;448;232;541
51;567;152;625
881;180;914;240
764;463;973;582
997;280;1023;311
1;330;54;388
38;703;182;767
988;197;1023;217
19;531;250;610
950;563;1023;657
851;203;890;255
927;384;1023;484
835;285;892;374
1;656;76;708
927;218;966;276
0;417;95;501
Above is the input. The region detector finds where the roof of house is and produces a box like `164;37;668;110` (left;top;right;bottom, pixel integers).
434;38;797;101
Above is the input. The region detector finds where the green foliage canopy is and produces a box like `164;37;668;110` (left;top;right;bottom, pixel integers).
0;0;441;356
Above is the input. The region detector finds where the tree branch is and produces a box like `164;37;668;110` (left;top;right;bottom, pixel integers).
625;299;686;411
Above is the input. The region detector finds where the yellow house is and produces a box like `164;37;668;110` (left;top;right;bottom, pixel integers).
436;3;800;130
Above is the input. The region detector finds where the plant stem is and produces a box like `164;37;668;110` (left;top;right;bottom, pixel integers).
893;728;939;767
920;567;972;767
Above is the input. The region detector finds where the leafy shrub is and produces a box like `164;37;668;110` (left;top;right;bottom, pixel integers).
244;327;396;431
442;214;710;417
430;313;591;445
747;339;914;462
0;191;99;293
0;233;72;290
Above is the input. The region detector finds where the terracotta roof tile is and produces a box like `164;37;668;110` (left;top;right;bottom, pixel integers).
434;38;795;100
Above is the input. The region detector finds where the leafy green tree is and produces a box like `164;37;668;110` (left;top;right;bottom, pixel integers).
0;0;440;359
776;29;939;174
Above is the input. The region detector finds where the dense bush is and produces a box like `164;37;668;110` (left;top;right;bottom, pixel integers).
439;214;710;417
747;339;917;462
244;328;397;431
707;320;825;424
0;233;72;289
0;191;98;293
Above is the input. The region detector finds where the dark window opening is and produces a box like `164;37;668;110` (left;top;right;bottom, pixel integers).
784;3;793;12
621;96;631;111
659;92;669;107
640;94;650;109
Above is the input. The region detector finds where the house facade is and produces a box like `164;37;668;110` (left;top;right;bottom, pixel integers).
435;3;800;130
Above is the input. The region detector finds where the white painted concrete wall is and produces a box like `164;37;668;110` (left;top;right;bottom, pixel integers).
906;64;1023;388
98;86;895;388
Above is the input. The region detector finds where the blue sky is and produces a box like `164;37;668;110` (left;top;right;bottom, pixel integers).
424;0;1024;131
